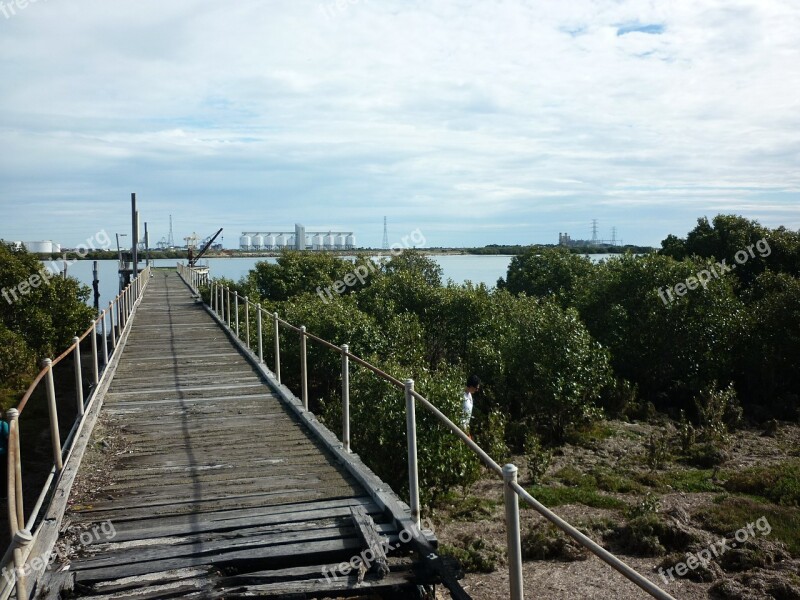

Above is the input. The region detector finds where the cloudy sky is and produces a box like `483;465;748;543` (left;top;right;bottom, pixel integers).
0;0;798;248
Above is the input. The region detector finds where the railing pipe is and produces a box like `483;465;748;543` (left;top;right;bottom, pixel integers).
91;322;99;385
227;288;232;327
300;326;308;410
102;310;109;365
235;294;240;337
273;312;281;384
11;529;32;600
257;304;264;364
43;358;63;471
504;464;524;600
6;409;23;530
110;301;117;348
341;344;350;453
245;297;250;349
405;379;420;528
72;337;84;416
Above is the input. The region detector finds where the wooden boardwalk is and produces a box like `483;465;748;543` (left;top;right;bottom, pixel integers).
40;272;443;599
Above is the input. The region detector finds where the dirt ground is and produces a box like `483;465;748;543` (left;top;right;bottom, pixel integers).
432;420;800;600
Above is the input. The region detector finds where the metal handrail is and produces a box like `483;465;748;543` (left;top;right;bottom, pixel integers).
189;271;677;600
2;265;152;599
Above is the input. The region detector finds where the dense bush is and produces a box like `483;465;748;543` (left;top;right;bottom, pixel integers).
0;243;95;409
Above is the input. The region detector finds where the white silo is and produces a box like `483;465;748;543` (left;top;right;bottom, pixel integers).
253;234;265;250
324;233;336;249
24;241;53;253
313;234;323;250
276;234;286;247
287;235;296;248
52;243;62;253
240;235;252;250
336;234;346;250
346;234;356;249
265;235;276;250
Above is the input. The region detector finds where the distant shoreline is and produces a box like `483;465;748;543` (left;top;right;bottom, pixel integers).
27;245;656;261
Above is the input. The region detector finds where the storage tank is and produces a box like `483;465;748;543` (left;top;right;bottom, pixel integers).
336;234;347;250
239;235;252;250
265;235;276;250
52;243;62;253
253;235;265;250
313;234;323;250
24;241;53;253
346;234;356;249
324;234;336;249
275;234;286;247
287;235;295;248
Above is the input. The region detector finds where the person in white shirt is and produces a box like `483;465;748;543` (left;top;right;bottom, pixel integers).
461;374;481;434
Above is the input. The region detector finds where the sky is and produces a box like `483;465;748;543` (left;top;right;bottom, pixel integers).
0;0;798;249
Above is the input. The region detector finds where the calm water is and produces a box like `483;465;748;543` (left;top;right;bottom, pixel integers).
62;254;614;310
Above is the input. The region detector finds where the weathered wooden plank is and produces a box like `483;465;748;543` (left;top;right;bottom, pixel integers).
73;537;367;583
90;497;379;539
75;523;398;571
219;567;421;598
350;505;390;579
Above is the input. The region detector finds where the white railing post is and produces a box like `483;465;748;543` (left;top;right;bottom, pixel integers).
102;309;109;365
72;337;84;416
6;408;23;529
227;288;232;326
273;312;281;384
211;282;216;313
91;322;99;385
43;358;63;471
122;289;128;326
235;294;240;337
405;379;420;528
342;344;350;453
504;464;524;600
110;302;117;348
12;529;33;600
300;326;308;411
257;304;263;363
245;297;250;349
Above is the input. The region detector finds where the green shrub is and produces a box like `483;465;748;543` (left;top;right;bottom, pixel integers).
724;460;800;506
521;522;588;561
610;513;697;557
526;484;627;510
439;536;503;573
697;495;800;555
681;443;728;468
695;381;743;443
329;357;481;505
646;433;670;471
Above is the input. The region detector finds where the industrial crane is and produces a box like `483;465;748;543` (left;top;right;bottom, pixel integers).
189;228;223;267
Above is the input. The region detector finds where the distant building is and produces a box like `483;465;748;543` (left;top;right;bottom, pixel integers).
241;224;355;250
